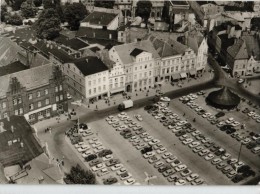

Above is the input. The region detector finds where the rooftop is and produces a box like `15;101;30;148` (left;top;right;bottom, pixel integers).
73;56;109;76
218;34;235;51
0;116;43;167
130;48;145;57
82;11;118;26
227;39;248;60
55;36;89;51
0;61;28;77
113;40;160;64
0;64;53;98
76;27;118;41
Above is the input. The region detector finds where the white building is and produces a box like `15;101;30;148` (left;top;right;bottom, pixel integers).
62;56;109;102
109;40;160;92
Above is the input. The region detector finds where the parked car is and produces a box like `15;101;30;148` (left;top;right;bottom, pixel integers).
103;177;118;185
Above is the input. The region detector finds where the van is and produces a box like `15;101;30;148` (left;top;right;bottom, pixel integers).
252;146;260;154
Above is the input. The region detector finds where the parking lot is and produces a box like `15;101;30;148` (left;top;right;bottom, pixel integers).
65;88;259;185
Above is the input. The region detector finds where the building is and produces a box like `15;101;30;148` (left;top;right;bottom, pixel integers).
114;0;132;18
132;0;164;20
99;50;126;95
109;40;160;92
80;8;123;30
61;56;109;102
0;116;43;168
0;64;68;123
226;31;260;76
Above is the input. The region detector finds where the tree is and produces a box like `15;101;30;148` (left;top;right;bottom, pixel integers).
6;13;23;25
11;0;26;11
21;0;37;18
135;0;152;26
64;164;96;184
1;5;7;22
94;0;115;9
36;8;61;40
42;0;55;9
64;2;88;30
33;0;42;7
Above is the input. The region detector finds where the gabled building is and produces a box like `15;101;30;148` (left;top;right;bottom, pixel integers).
0;64;68;123
109;40;160;92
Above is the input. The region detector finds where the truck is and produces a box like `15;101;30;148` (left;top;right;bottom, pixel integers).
118;100;133;111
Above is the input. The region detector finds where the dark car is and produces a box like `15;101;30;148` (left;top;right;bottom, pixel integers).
123;132;133;139
226;128;236;134
215;112;225;118
210;145;220;152
187;128;196;133
85;154;97;162
103;177;118;185
141;146;153;154
98;149;113;157
158;164;171;173
175;130;186;137
215;148;226;156
79;123;88;129
105;159;120;167
242;170;256;178
242;108;250;114
144;105;153;111
246;142;257;149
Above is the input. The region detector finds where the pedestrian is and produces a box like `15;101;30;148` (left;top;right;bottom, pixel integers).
193;118;196;122
61;160;64;166
96;105;98;109
183;113;185;116
49;127;52;134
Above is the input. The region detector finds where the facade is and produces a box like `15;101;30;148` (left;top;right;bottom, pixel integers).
109;40;160;92
0;64;68;123
61;56;109;102
114;0;132;17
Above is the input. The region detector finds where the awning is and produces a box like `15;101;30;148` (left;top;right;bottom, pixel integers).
171;74;180;80
180;72;187;78
189;69;197;76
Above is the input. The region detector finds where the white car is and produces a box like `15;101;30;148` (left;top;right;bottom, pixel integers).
237;78;244;84
93;146;105;153
202;113;212;118
204;153;214;161
82;151;92;158
186;173;199;182
198;149;210;156
97;168;109;177
154;114;164;119
91;163;105;172
182;138;193;145
231;121;240;127
120;172;132;180
102;155;113;161
248;111;256;117
162;152;173;159
172;126;182;133
116;168;127;175
78;146;90;153
106;115;114;121
143;151;155;159
166;155;178;163
175;179;187;185
135;114;143;121
111;164;123;171
175;164;187;172
148;139;160;145
124;178;135;185
211;158;222;165
160;97;171;102
191;130;201;136
74;142;84;148
157;147;167;154
188;141;200;148
221;153;231;160
241;138;251;145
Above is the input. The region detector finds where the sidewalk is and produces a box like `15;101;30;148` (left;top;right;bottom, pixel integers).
79;69;213;112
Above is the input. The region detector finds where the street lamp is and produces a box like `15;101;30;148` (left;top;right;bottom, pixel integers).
144;172;157;185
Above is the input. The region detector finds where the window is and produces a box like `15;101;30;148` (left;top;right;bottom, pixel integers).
55;86;58;92
93;88;96;93
98;78;101;83
56;96;59;102
13;99;17;105
149;71;152;76
103;77;106;82
59;85;63;91
44;89;48;95
60;95;63;101
18;97;22;104
94;80;96;85
98;86;101;92
120;77;123;82
2;102;6;109
3;113;8;118
38;101;42;108
46;98;50;105
15;110;18;115
19;108;23;114
89;89;91;95
88;81;91;86
29;104;34;110
37;91;41;97
28;94;32;100
144;72;147;78
103;85;106;90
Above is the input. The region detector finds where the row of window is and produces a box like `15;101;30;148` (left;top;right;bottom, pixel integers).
133;79;152;88
162;59;181;66
134;64;152;71
109;77;124;84
27;85;62;101
88;77;107;86
109;82;124;89
133;71;152;79
89;85;106;95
